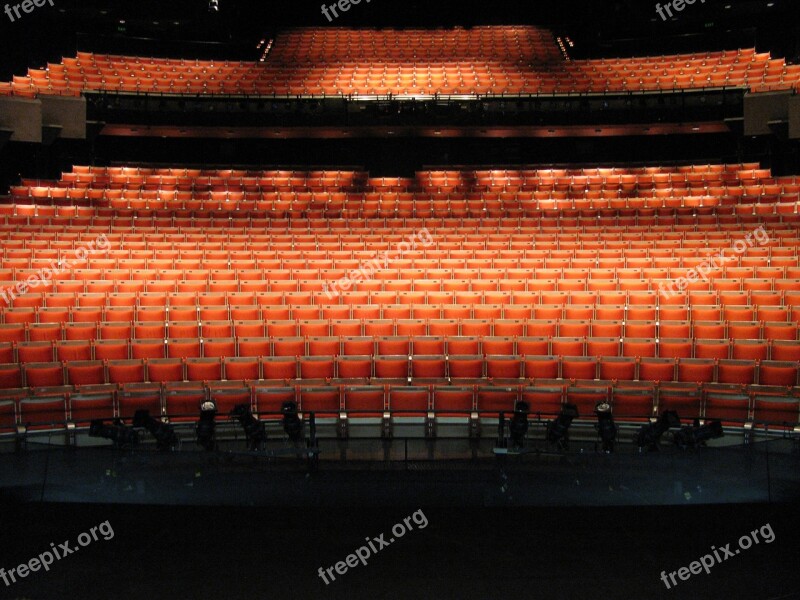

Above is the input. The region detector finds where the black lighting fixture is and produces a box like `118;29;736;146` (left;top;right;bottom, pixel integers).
230;404;267;451
594;401;617;453
89;419;139;449
508;401;530;448
281;400;304;444
546;403;579;450
636;410;681;452
133;409;178;451
674;419;724;449
196;400;218;451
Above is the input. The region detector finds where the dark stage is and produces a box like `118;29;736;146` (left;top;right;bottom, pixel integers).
0;438;798;507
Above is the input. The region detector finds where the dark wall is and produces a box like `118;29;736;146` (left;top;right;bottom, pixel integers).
79;132;755;177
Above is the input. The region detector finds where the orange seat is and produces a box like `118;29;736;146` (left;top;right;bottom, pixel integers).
704;388;751;425
520;385;564;418
374;355;409;379
299;387;340;417
677;359;715;384
523;356;559;379
658;383;703;420
389;386;429;417
24;362;65;387
659;339;692;359
411;356;447;379
717;360;756;385
611;383;655;422
186;357;223;382
0;364;23;389
94;340;130;361
694;339;730;360
167;339;202;359
19;396;67;430
752;390;800;426
203;338;236;358
299;356;336;380
17;342;54;364
69;390;115;426
433;386;474;416
147;359;184;383
599;357;637;381
336;356;373;379
622;339;657;358
485;356;521;379
224;357;261;381
262;356;298;380
638;358;675;383
66;361;106;386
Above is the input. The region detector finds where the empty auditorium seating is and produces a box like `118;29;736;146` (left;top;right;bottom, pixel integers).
3;28;798;98
0;161;798;436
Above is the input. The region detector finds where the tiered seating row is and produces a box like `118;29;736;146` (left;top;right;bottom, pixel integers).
1;354;800;390
5;302;800;322
8;278;800;293
10;201;800;219
8;164;800;217
1;328;800;361
1;381;798;434
17;163;782;191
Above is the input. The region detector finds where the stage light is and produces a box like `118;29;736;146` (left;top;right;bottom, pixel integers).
196;400;217;451
281;400;304;443
636;410;681;452
594;401;616;453
508;401;530;448
674;419;724;449
546;403;579;450
89;419;139;449
230;404;267;451
208;0;219;12
133;409;178;451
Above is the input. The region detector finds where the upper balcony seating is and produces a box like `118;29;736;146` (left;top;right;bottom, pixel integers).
3;28;798;98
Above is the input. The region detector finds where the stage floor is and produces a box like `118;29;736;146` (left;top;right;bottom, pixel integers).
0;439;799;599
0;437;797;507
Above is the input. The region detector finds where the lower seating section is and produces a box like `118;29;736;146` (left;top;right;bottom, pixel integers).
1;163;800;434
